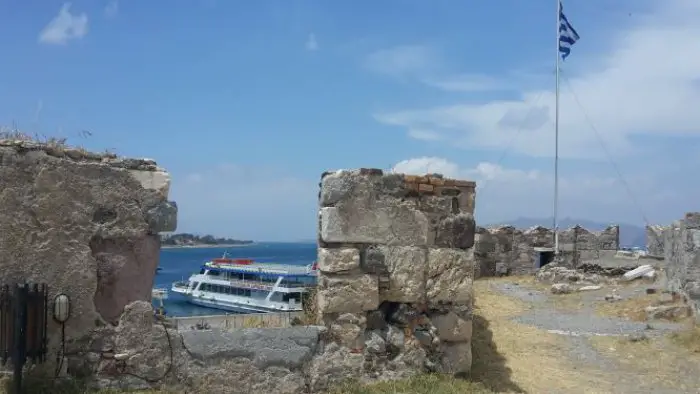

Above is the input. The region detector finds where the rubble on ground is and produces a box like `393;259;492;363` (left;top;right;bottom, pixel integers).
537;261;658;289
537;264;606;285
578;263;639;277
551;283;573;294
645;305;691;321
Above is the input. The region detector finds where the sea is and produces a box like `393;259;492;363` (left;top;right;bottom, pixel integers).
153;242;317;317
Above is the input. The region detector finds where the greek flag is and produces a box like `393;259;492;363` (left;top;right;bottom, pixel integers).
558;1;580;60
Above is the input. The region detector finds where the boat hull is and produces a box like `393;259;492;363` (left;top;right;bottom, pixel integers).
185;296;302;314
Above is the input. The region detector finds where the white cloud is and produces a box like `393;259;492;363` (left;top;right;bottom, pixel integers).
170;164;317;241
104;0;119;18
391;156;678;226
38;3;88;45
422;74;510;92
373;0;700;160
363;45;521;91
306;33;319;51
407;128;443;141
363;45;441;80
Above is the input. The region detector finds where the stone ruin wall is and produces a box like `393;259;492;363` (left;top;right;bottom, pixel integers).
0;139;177;355
474;224;620;276
653;213;700;322
316;169;476;385
0;159;478;393
646;224;667;257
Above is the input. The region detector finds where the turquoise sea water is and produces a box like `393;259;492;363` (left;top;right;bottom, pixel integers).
153;242;316;317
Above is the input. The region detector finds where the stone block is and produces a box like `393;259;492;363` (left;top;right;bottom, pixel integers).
429;311;473;343
361;246;386;273
419;195;455;215
440;342;472;375
320;204;429;246
320;170;408;207
317;247;360;273
435;213;475;249
684;212;700;229
181;326;322;370
309;343;364;392
317;273;379;313
328;312;366;349
128;169;171;198
319;170;358;207
378;246;427;303
427;248;475;303
144;200;178;233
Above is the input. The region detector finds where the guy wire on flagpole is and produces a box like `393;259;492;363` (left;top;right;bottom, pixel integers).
553;0;562;256
561;76;652;228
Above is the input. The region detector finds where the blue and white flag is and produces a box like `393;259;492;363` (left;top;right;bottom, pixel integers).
558;1;580;60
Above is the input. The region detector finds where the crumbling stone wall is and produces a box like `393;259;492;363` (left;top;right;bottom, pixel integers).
314;169;476;389
60;169;478;393
474;224;620;276
646;225;667;256
0;139;177;357
662;213;700;321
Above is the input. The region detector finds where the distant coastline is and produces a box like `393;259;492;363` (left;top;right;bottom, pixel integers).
161;243;255;250
160;233;254;249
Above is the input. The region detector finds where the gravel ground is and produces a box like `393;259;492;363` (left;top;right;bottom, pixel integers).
490;279;696;394
492;281;682;337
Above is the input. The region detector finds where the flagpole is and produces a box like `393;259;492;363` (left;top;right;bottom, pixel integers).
554;0;561;256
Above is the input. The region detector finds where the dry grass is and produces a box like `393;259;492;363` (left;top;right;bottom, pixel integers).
594;293;660;322
301;286;319;325
594;290;689;323
0;375;171;394
669;324;700;353
0;125;112;155
329;374;493;394
589;324;700;391
469;277;616;393
240;316;270;328
0;125;69;146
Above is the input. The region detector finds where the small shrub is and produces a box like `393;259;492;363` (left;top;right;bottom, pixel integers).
241;316;267;328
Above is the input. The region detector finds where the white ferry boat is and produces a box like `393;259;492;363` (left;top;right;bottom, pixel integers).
170;255;318;313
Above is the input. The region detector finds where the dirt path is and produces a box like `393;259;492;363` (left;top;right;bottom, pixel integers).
471;277;700;394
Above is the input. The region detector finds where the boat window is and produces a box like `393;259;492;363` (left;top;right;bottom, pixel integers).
209;270;220;276
199;269;205;274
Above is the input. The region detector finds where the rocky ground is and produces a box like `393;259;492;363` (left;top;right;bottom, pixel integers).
472;265;700;394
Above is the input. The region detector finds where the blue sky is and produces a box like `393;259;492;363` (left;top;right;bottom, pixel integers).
1;0;699;241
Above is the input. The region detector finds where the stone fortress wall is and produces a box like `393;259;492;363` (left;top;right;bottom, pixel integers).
646;224;667;257
0;139;177;350
0;147;480;393
315;169;477;385
646;213;700;322
474;224;620;276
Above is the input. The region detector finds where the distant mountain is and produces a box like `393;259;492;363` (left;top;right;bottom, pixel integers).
487;217;646;248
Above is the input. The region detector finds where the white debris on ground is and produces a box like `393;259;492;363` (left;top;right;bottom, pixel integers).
537;260;661;296
578;285;602;292
621;264;655;281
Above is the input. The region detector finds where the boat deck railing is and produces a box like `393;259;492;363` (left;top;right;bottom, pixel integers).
178;275;315;292
172;281;189;289
225;278;314;292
